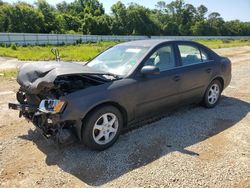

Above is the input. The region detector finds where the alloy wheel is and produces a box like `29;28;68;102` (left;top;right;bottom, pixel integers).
208;83;220;105
92;113;119;145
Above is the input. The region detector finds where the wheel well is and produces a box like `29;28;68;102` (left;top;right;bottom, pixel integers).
81;102;128;137
213;77;224;89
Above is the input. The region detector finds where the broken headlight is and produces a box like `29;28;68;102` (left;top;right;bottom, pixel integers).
39;99;66;114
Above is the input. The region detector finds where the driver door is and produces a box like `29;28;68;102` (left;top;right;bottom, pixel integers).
135;44;182;118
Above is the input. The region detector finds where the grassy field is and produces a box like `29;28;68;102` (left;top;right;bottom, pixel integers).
0;69;18;79
0;41;119;61
0;39;249;61
195;39;250;49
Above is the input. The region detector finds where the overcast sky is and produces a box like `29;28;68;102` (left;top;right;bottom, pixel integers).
5;0;250;22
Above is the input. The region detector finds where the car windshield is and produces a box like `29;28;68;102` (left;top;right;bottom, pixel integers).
86;45;149;76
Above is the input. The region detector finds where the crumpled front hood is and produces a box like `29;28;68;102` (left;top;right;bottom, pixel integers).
17;61;103;94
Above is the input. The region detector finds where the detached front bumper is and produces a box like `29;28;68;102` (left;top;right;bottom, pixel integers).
8;102;37;112
8;102;53;139
8;101;76;144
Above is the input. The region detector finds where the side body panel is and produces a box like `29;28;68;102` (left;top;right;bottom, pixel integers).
134;68;181;118
61;78;138;123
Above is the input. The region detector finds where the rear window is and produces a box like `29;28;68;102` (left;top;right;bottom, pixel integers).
178;44;210;66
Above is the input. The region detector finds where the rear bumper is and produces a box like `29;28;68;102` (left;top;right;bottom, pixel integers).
224;71;232;89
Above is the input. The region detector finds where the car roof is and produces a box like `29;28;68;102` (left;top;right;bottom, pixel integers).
117;39;195;48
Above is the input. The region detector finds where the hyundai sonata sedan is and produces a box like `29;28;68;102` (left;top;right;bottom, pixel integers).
9;40;231;150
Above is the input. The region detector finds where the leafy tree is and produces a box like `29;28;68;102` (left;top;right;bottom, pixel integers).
127;4;157;35
0;0;250;36
110;1;131;35
36;0;61;33
83;0;104;16
82;14;97;34
95;15;111;34
0;3;11;32
191;21;211;36
57;0;104;18
0;2;44;33
223;20;250;36
59;13;82;32
179;4;197;35
207;12;225;35
155;1;166;13
56;1;68;13
82;14;110;34
196;5;208;21
162;21;179;35
240;22;250;36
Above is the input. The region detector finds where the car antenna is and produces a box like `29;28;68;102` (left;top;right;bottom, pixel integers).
51;48;61;62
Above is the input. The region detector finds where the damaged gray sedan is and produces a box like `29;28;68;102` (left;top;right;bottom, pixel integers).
9;40;231;150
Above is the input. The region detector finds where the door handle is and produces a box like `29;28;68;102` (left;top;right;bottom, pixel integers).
206;68;212;73
173;75;181;82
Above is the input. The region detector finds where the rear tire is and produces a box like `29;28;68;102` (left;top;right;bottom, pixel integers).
202;80;222;108
82;105;123;150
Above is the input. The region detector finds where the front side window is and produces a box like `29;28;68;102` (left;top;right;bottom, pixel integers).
144;45;176;72
87;46;149;76
178;44;204;65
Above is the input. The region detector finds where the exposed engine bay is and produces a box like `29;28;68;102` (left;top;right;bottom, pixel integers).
20;74;107;102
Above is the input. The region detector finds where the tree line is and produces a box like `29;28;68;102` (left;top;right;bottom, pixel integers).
0;0;249;36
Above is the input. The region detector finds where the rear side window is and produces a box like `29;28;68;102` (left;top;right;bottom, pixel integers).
178;44;208;66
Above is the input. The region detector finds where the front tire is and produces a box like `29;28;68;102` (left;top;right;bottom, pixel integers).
82;105;123;150
202;80;222;108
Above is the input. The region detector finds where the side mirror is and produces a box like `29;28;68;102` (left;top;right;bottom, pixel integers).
141;65;160;76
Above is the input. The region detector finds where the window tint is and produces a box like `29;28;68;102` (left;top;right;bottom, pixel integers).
145;45;176;72
178;45;203;65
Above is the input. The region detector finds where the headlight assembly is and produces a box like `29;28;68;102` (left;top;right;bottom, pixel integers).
39;99;66;114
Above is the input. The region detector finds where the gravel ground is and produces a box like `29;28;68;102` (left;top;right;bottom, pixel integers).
0;46;250;188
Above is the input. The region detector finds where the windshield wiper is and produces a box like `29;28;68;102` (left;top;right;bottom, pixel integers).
100;72;121;79
83;64;121;79
90;72;121;79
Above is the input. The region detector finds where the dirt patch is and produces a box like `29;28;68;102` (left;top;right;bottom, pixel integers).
198;118;234;161
127;137;165;168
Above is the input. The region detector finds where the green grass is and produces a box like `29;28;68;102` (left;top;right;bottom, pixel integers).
0;40;249;61
0;41;119;61
195;39;250;49
0;69;18;79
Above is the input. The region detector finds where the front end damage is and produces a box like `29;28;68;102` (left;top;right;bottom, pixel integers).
8;61;109;144
9;96;75;144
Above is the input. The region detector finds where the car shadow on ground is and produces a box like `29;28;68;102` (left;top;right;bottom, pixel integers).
19;96;250;186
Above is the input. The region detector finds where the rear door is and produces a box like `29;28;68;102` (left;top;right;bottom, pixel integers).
176;42;216;103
